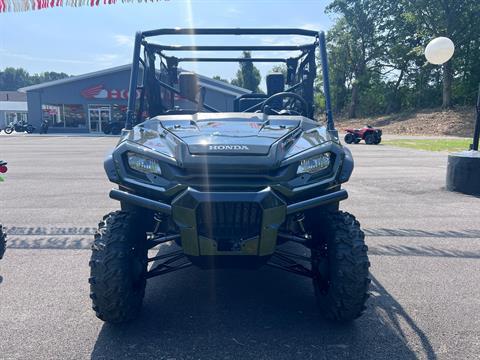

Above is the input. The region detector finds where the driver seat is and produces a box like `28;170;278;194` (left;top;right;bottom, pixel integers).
235;93;268;112
266;73;285;96
178;72;206;111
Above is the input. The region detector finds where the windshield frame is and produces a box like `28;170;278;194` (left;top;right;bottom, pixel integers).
125;28;334;132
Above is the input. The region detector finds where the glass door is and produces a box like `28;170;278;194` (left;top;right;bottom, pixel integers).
88;106;110;133
99;108;110;133
89;108;100;132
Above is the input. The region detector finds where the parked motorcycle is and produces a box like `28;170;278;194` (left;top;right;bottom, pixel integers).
4;121;35;134
39;119;49;134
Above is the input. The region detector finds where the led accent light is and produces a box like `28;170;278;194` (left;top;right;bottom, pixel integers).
297;153;331;174
127;152;162;175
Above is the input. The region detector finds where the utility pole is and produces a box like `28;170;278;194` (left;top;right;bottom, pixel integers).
471;84;480;151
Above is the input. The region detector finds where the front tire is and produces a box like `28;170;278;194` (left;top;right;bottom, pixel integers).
89;210;148;323
4;127;13;134
310;211;370;321
344;133;355;144
365;133;375;145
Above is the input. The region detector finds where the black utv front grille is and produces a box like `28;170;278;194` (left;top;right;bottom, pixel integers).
196;202;262;250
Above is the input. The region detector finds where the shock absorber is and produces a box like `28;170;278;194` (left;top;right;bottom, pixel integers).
295;213;311;240
152;212;164;235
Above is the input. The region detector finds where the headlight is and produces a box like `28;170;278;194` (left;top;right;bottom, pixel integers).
127;152;162;175
297;153;331;174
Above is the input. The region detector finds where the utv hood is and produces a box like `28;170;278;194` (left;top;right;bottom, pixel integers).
161;113;301;155
124;113;332;163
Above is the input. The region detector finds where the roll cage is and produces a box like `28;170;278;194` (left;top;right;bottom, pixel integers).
125;28;334;132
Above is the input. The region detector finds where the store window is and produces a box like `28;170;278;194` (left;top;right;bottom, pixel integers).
42;104;86;128
5;112;28;126
42;105;62;127
64;105;86;128
111;103;147;124
111;104;127;123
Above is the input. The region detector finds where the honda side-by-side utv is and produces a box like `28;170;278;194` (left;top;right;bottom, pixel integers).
89;28;370;323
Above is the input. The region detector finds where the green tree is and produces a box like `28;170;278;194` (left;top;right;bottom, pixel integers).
324;0;480;116
212;75;229;83
325;19;353;114
0;68;29;90
270;64;287;78
231;51;261;92
402;0;480;108
0;67;69;91
326;0;389;118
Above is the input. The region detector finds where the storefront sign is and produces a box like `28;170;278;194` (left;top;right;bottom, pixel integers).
81;84;140;100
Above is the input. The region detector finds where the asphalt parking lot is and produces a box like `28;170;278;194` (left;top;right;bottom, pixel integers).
0;134;479;359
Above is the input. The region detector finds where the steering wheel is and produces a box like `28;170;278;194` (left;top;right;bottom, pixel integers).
261;92;309;117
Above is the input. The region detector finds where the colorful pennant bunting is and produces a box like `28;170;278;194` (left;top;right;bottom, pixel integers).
0;0;164;12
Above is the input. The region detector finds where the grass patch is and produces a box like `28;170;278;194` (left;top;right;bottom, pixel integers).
383;138;471;152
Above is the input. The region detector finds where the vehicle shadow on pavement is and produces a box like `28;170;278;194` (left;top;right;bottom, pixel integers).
91;265;436;360
365;228;480;239
370;245;480;258
5;226;480;252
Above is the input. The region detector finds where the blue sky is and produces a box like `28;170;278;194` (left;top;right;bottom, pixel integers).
0;0;334;83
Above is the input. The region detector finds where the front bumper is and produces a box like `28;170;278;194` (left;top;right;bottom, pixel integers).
110;187;348;257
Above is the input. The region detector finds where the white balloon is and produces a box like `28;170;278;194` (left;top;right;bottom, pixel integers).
425;37;455;65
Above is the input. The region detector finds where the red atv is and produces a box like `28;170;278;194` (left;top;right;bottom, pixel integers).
344;125;382;145
0;160;7;180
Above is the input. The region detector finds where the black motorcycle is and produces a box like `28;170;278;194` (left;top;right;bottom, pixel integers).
4;121;35;134
39;119;49;134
